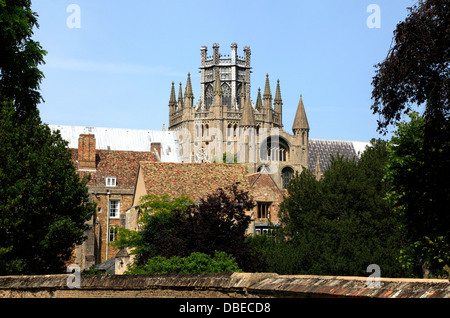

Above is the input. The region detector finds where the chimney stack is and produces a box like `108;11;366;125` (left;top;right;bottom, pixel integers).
78;134;96;170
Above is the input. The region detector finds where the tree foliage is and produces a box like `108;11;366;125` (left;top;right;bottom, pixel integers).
387;112;450;277
115;184;265;272
0;0;47;119
371;0;449;132
276;140;405;277
126;251;242;275
370;0;450;278
0;103;95;274
0;1;95;274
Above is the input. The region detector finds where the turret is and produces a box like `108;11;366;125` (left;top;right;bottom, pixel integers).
263;74;273;123
292;94;310;145
255;88;262;112
184;72;194;108
178;82;184;110
274;79;283;126
168;81;177;114
240;82;255;128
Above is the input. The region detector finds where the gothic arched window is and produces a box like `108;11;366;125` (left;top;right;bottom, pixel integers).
222;83;231;110
282;167;294;189
236;82;242;109
260;137;290;162
205;84;213;110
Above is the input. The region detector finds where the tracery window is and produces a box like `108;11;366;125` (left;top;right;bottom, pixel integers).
236;82;242;109
205;84;213;109
260;137;289;162
222;83;231;110
282;167;294;189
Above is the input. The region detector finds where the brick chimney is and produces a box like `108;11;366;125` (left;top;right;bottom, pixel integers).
78;134;96;170
151;142;161;161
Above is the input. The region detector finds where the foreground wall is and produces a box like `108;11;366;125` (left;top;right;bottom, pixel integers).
0;273;449;298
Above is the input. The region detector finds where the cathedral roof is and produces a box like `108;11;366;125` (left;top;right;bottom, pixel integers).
49;125;182;163
308;139;371;173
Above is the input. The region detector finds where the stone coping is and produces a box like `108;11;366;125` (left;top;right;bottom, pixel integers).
0;273;448;298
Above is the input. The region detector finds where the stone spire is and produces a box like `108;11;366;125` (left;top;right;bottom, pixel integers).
274;79;283;125
240;84;255;128
263;73;272;101
168;81;177;114
274;79;282;106
213;71;223;106
178;82;184;109
255;88;262;112
184;73;194;108
292;94;310;133
315;155;322;180
184;72;194;99
263;74;273;123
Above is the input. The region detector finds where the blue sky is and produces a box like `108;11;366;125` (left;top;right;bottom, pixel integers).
31;0;416;142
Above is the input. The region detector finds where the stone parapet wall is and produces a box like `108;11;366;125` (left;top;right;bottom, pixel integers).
0;273;449;298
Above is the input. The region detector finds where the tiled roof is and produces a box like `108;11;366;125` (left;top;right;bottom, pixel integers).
308;139;370;173
72;149;158;188
50;125;182;162
139;162;250;202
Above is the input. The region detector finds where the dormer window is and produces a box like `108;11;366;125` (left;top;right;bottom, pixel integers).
106;177;117;187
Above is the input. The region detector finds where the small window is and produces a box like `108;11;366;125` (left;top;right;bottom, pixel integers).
109;200;120;219
109;226;118;242
106;177;117;187
257;202;271;219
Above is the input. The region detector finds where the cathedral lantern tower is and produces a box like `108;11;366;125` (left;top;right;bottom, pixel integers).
168;43;309;189
199;43;251;111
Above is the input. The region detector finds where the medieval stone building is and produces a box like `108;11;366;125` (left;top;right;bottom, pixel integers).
50;43;369;272
168;43;311;190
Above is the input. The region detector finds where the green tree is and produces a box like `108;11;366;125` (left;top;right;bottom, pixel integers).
0;1;95;274
0;0;46;119
126;251;242;275
387;112;450;277
0;103;95;274
277;140;405;277
370;0;450;277
112;194;193;264
371;0;449;132
116;184;265;272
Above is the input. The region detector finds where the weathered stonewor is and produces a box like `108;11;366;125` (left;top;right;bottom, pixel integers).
0;273;449;298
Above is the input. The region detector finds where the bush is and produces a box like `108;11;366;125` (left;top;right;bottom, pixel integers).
126;251;242;274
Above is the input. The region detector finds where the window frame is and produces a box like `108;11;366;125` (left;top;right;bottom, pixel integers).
109;199;120;219
257;202;271;219
106;176;117;187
